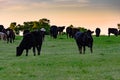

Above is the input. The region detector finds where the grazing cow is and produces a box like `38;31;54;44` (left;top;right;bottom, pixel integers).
16;31;43;56
57;26;65;35
108;28;119;36
74;30;94;54
50;25;58;39
6;29;15;43
95;28;101;37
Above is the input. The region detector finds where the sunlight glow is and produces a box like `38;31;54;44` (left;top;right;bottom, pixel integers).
0;0;120;35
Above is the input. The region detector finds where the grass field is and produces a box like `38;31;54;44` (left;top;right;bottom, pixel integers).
0;35;120;80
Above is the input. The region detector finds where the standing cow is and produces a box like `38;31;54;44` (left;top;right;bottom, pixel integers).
57;26;65;35
0;25;4;32
6;28;15;43
16;31;43;56
95;28;101;37
71;28;80;38
50;25;58;39
66;27;79;38
23;30;30;36
108;28;119;36
74;30;94;54
66;27;72;38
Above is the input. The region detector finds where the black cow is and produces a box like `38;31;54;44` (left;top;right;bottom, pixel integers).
74;30;94;54
50;25;58;39
23;30;30;36
108;28;119;36
72;28;80;38
95;28;101;37
57;26;65;35
66;27;72;38
119;30;120;35
66;27;79;38
0;25;4;32
16;31;43;56
6;29;15;43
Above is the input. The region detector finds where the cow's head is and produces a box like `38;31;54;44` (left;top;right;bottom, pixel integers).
16;46;23;56
84;30;94;47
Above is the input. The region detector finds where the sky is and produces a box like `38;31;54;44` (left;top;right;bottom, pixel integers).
0;0;120;35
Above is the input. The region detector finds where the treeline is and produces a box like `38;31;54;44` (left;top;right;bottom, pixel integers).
9;18;50;35
1;18;88;35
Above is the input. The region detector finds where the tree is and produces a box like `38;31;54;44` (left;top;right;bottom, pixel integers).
32;21;40;30
68;25;87;32
78;27;87;32
23;22;31;30
68;24;74;28
39;18;50;35
39;18;50;24
14;24;24;35
9;22;16;30
14;25;20;35
8;18;50;35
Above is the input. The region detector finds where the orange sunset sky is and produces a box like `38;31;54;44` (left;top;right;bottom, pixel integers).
0;0;120;35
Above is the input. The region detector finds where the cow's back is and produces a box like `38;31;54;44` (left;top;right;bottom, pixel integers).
74;32;83;40
31;31;43;45
19;33;35;49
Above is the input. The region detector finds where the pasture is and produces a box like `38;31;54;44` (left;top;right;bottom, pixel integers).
0;35;120;80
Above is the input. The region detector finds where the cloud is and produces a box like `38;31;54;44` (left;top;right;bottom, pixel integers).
88;0;120;10
0;0;9;8
0;0;31;11
0;0;90;11
27;0;90;10
0;0;119;12
5;0;90;7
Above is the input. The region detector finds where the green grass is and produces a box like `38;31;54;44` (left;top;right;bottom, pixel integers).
0;35;120;80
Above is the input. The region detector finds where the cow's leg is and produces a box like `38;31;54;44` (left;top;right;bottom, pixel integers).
13;36;15;43
98;33;100;37
78;45;82;54
90;47;93;53
83;46;85;54
79;47;82;54
66;34;68;38
1;34;3;40
108;33;110;36
76;41;82;54
33;47;36;56
7;38;9;43
78;47;81;54
10;38;12;43
37;46;40;55
26;49;28;56
37;45;42;55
